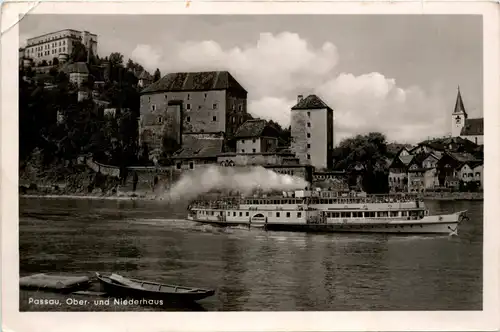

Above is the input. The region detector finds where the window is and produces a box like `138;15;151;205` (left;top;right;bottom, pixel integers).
151;105;156;111
213;103;218;110
239;212;242;217
307;143;311;148
307;154;311;160
241;139;245;143
158;116;163;124
186;104;191;110
307;122;311;127
307;133;311;138
213;116;217;121
164;94;168;100
189;162;194;170
233;212;236;216
252;149;256;153
204;93;207;99
276;212;280;217
176;163;181;169
252;138;256;143
238;105;242;111
187;94;191;100
286;212;291;218
241;149;245;153
232;117;236;123
148;97;151;102
297;212;302;218
186;116;191;122
307;111;310;117
246;212;249;217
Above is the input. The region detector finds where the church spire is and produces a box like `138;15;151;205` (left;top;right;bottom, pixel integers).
453;85;467;117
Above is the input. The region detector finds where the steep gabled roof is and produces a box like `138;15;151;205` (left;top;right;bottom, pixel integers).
399;154;414;166
460;118;484;136
291;94;331;110
141;71;247;94
234;119;279;139
453;86;467;116
171;136;223;159
138;70;152;80
447;151;478;163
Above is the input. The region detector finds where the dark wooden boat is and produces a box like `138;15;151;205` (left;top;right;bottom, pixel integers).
95;272;215;303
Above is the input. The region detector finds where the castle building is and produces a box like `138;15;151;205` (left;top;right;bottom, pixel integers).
290;94;334;170
23;29;98;65
451;86;484;145
139;71;248;156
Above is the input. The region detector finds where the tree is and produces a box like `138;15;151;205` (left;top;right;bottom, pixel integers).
40;60;48;67
52;57;59;66
332;132;389;194
153;68;161;82
70;41;88;62
109;52;124;67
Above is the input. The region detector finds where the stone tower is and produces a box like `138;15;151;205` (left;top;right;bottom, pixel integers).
451;86;468;137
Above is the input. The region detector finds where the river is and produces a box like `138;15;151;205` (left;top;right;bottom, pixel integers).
19;197;482;311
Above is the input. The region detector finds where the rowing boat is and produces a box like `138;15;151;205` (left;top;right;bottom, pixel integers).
95;272;215;303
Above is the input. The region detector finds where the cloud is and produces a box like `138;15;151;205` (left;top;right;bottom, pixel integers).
130;32;448;144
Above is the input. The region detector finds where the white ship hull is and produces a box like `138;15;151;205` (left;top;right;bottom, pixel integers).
188;209;467;235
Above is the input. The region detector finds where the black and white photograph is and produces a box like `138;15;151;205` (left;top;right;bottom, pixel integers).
2;2;499;331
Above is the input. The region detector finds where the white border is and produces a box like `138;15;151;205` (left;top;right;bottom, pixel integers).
2;2;499;332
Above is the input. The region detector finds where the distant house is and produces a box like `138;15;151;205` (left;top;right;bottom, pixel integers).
137;70;153;88
234;119;279;154
171;134;225;170
436;151;480;188
61;62;89;87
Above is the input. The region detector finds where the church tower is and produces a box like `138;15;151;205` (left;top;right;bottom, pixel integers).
451;86;468;137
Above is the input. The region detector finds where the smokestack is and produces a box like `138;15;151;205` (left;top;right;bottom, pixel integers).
297;95;303;103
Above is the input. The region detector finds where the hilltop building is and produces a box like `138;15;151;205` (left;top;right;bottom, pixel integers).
451;87;483;145
290;94;334;170
22;29;97;66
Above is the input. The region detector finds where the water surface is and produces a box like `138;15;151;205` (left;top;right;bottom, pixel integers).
19;197;483;311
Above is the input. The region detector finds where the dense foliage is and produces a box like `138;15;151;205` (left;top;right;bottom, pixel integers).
332;132;390;194
19;52;144;171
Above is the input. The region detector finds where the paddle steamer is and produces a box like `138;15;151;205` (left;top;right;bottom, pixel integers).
187;189;468;235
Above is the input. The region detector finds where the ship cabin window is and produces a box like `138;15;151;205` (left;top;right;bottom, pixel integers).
401;211;408;217
297;212;302;218
233;212;236;216
341;212;350;218
353;212;363;218
286;212;291;218
239;212;242;217
246;212;249;216
276;212;280;217
366;211;376;218
378;211;389;218
390;211;399;217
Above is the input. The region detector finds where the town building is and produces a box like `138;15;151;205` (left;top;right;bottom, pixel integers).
137;71;153;89
234;119;279;154
451;86;484;145
139;71;249;151
23;29;98;66
290;94;334;170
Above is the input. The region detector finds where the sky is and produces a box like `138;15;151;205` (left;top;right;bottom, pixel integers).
20;15;483;144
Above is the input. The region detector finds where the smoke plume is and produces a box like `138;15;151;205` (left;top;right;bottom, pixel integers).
162;166;309;202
